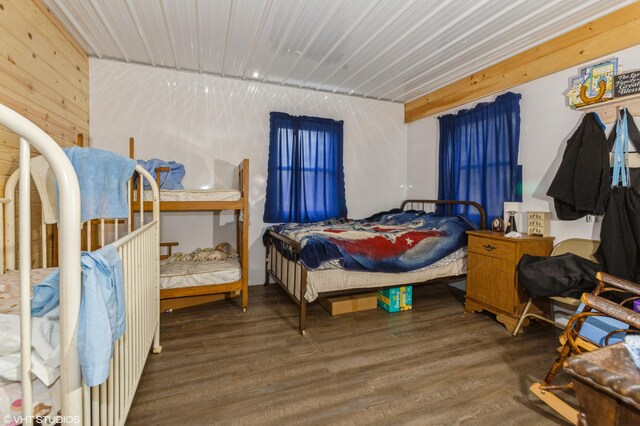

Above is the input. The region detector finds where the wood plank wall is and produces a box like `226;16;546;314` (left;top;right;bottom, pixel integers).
0;0;88;267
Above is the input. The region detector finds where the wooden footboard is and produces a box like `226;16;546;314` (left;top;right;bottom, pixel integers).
264;199;487;335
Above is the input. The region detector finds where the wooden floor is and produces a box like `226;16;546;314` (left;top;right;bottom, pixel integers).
127;284;571;425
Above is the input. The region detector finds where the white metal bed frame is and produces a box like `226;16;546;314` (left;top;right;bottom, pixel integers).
0;103;161;425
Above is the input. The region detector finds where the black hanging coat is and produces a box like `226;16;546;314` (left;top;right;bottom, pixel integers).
595;109;640;284
595;187;640;284
547;113;610;220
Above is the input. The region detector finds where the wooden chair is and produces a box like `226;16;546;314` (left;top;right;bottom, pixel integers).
512;238;600;335
530;272;640;424
564;342;640;424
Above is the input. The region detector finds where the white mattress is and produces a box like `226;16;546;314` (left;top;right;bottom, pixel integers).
0;269;62;388
306;257;466;302
270;249;467;302
160;259;241;289
141;189;241;202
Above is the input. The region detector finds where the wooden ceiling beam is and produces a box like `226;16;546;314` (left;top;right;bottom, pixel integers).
404;1;640;123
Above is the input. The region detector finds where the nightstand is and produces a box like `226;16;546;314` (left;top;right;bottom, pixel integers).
465;230;554;332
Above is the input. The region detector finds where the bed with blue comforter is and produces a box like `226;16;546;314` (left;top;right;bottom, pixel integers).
264;200;485;335
266;208;477;273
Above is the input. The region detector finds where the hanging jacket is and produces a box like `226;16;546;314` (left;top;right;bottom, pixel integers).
596;109;640;284
596;186;640;284
547;113;610;220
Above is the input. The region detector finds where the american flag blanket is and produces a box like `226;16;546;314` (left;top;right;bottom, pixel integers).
266;209;476;272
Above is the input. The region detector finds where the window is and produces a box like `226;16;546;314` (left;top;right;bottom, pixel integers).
438;92;522;227
264;112;347;223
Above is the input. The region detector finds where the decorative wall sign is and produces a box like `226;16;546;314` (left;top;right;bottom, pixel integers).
614;70;640;97
579;79;607;105
526;211;551;237
566;57;618;108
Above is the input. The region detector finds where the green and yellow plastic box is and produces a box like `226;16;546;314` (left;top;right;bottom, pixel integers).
376;286;412;312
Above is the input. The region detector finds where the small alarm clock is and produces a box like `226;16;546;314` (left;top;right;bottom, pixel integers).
491;217;504;232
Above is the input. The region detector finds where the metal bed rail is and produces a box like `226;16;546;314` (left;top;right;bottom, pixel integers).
401;199;487;230
0;101;160;425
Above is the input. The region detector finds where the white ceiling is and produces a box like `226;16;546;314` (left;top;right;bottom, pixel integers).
43;0;634;103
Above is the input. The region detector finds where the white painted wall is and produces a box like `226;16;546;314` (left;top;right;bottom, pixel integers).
407;44;640;244
90;58;407;285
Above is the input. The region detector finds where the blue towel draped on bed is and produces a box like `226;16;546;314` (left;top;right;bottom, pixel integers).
31;244;126;387
63;147;137;222
136;158;185;190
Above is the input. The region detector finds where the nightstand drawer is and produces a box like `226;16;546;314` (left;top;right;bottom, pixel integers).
468;235;515;262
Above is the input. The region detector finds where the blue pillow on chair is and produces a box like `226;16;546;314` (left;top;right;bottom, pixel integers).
574;302;629;346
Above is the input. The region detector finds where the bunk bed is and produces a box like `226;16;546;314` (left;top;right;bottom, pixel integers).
0;103;161;424
264;200;486;335
129;138;249;312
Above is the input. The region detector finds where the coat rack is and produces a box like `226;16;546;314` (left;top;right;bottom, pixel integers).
577;94;640;168
577;92;640;124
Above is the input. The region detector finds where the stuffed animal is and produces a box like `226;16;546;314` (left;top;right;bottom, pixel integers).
168;243;238;262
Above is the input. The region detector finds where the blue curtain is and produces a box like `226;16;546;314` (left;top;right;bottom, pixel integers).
264;112;347;223
437;92;522;227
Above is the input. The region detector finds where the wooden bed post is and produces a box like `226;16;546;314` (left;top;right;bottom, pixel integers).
240;159;249;312
155;167;170;188
53;133;86;266
234;159;250;312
